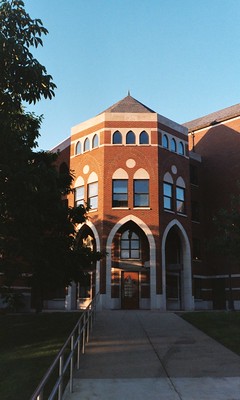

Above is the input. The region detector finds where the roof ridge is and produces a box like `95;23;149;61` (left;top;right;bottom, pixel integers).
99;95;156;114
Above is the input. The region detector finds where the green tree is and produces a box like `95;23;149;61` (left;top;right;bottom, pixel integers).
0;0;102;311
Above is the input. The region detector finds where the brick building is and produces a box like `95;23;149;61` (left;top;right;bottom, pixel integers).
50;95;240;311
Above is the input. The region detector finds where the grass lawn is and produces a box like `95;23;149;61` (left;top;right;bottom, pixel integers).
0;312;82;400
181;311;240;356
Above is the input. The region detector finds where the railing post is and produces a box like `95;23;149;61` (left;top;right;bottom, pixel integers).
58;355;63;400
70;335;74;393
77;321;81;369
86;309;90;343
82;313;86;354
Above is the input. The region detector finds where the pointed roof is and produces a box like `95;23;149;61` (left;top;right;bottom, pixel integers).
183;103;240;131
101;95;156;114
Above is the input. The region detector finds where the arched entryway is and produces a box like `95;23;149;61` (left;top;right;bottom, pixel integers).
65;222;100;310
162;220;193;311
105;215;157;310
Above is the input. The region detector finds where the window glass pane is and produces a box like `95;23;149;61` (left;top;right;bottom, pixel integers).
121;250;130;259
164;197;172;210
170;138;176;152
176;187;184;201
84;138;90;151
113;180;128;193
121;241;129;249
162;134;168;148
131;240;139;249
134;180;149;193
131;250;140;258
76;141;81;155
134;179;149;207
88;182;98;196
90;196;98;209
92;134;99;148
113;131;122;144
75;186;84;206
131;232;138;239
178;142;184;155
134;194;149;207
177;200;185;213
164;183;172;196
126;131;135;144
112;180;128;207
140;131;149;144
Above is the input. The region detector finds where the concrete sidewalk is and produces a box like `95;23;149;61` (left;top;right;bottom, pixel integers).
63;310;240;400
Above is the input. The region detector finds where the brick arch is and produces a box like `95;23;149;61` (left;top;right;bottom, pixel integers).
161;219;193;310
104;215;157;309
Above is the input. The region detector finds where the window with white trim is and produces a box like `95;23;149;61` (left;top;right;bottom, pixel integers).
139;131;149;144
163;182;173;210
134;179;149;207
162;134;168;149
112;179;128;207
113;131;122;144
75;186;84;207
176;186;185;214
92;134;99;148
87;181;98;209
126;131;135;144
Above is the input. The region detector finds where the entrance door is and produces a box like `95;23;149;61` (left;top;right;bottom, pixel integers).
121;271;139;309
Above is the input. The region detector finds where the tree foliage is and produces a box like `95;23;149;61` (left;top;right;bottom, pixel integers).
0;1;102;310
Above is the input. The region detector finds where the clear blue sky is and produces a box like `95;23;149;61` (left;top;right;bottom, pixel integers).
24;0;240;150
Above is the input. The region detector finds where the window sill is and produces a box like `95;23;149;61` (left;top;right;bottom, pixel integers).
177;212;187;218
133;207;151;210
164;209;175;214
112;207;130;210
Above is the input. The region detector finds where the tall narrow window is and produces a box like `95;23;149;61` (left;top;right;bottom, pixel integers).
178;141;184;155
170;138;176;152
113;131;122;144
139;131;149;144
162;134;168;149
134;179;149;207
176;186;185;214
112;179;128;207
163;182;173;210
75;186;84;207
84;138;90;152
120;230;140;259
88;182;98;209
92;134;99;148
75;141;81;155
126;131;135;144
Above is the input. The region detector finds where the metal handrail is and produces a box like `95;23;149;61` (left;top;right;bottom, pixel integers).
30;293;99;400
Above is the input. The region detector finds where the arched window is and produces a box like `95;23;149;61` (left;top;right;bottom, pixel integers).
75;141;81;155
162;134;168;149
84;138;90;152
139;131;149;144
92;134;99;149
120;230;140;259
170;138;176;152
126;131;136;144
113;131;122;144
178;141;184;155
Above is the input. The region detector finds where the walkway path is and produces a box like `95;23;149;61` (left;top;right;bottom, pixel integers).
63;310;240;400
